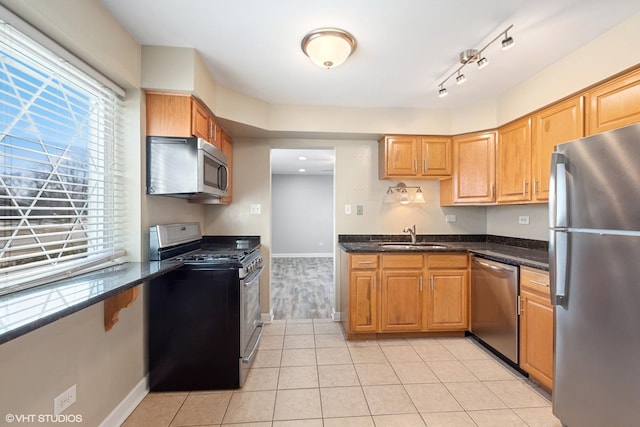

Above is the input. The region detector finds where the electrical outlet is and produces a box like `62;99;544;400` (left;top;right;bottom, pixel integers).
54;384;76;416
344;204;352;215
250;204;261;215
518;215;530;225
356;205;364;215
445;214;457;222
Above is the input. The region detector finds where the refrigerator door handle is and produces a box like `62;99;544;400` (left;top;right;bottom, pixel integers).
549;230;568;306
549;152;568;229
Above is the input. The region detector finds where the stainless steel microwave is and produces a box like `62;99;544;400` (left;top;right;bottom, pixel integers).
146;136;228;199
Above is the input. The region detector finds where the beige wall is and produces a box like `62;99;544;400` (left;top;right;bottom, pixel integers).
497;11;640;125
486;204;548;241
0;298;144;426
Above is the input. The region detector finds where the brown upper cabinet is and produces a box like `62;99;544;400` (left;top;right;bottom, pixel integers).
586;67;640;135
532;96;584;201
146;92;221;149
497;118;532;203
146;91;233;204
446;131;497;204
438;66;640;206
379;135;451;179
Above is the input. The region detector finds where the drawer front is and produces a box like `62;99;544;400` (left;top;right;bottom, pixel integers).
381;254;424;269
350;254;379;269
427;254;468;269
520;266;550;298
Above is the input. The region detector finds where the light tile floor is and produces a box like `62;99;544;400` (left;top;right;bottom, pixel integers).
123;319;562;427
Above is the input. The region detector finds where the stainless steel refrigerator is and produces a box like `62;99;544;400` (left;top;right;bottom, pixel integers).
549;123;640;427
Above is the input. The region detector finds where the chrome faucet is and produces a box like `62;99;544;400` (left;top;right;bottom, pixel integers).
403;224;417;244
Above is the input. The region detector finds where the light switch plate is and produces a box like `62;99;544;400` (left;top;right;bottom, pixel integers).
344;204;352;215
250;204;261;215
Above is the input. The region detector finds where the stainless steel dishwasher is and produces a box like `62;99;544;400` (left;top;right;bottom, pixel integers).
471;255;519;364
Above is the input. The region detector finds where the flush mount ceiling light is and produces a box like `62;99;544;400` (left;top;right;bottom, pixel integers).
437;24;514;98
301;28;357;69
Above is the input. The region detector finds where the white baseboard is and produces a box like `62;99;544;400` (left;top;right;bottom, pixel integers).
261;310;274;323
271;253;333;258
99;376;148;427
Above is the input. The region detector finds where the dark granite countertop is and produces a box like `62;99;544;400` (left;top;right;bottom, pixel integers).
0;234;262;346
338;235;549;271
0;261;182;345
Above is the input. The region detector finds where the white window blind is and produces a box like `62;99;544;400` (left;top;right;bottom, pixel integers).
0;20;126;295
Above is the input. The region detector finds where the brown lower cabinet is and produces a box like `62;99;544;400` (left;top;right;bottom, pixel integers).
340;251;469;338
519;266;554;391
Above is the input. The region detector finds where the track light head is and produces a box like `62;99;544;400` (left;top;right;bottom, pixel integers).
501;31;515;50
456;72;466;85
477;56;489;69
438;85;448;98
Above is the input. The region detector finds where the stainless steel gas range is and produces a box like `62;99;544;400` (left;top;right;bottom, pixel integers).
148;223;264;391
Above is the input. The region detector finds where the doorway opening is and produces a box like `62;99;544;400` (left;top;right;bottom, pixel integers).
270;148;335;320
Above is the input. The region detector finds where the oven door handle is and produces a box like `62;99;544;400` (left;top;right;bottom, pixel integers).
242;266;264;287
242;322;264;363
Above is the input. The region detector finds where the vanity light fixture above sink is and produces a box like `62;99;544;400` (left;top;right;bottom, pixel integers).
384;182;425;204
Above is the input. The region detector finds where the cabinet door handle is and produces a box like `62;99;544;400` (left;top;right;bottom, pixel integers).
413;158;418;173
430;276;434;290
523;179;528;196
419;276;423;292
373;276;376;291
490;184;495;200
358;260;373;264
533;179;538;195
423;158;427;173
517;296;522;315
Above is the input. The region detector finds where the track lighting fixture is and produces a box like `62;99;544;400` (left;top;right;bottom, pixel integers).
437;24;514;98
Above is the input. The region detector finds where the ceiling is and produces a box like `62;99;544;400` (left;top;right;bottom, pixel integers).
100;0;639;173
102;0;640;111
271;149;335;175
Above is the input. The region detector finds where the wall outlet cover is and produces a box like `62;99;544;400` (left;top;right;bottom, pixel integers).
518;215;530;225
54;384;76;416
250;204;261;215
445;214;457;222
356;205;363;215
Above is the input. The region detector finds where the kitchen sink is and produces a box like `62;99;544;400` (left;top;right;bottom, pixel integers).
378;243;449;250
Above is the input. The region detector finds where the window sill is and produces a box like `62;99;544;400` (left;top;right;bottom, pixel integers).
0;261;182;345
